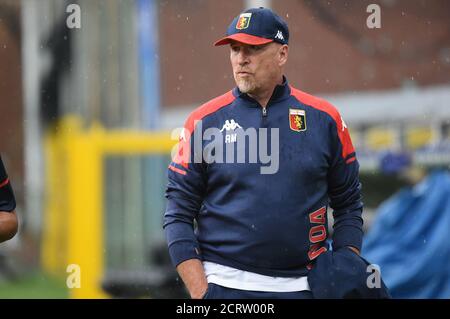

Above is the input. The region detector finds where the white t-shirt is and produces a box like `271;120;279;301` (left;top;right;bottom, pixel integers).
203;261;310;292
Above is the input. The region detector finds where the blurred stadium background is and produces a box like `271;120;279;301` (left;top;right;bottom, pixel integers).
0;0;449;298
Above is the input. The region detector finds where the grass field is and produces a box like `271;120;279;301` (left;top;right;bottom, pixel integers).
0;271;68;299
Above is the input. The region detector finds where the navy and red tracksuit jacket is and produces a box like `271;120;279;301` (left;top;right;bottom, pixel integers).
163;77;363;277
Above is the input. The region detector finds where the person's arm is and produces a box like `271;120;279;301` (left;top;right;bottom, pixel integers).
176;259;208;299
327;111;364;253
0;210;18;243
163;118;208;298
0;157;18;243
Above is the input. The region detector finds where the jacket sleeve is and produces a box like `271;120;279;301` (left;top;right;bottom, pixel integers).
0;156;16;212
163;121;206;268
327;113;364;251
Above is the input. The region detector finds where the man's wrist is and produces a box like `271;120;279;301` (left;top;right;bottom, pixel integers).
191;284;209;299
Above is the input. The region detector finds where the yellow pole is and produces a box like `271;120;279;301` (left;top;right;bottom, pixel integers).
66;121;107;298
101;130;175;154
44;116;177;298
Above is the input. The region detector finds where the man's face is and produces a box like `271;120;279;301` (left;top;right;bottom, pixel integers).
230;41;288;95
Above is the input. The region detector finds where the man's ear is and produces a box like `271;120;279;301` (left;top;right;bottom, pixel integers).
278;44;288;67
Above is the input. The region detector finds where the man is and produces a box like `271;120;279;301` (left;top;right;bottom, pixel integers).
0;156;18;243
164;7;363;299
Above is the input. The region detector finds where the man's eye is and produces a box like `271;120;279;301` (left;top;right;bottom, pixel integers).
250;45;262;51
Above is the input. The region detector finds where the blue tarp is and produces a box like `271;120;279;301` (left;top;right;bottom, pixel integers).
362;170;450;299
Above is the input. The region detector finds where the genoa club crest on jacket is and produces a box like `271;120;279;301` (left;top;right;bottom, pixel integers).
289;108;306;132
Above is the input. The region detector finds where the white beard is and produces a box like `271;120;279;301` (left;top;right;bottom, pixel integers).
236;77;257;94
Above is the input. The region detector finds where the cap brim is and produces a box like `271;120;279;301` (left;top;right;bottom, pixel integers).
214;33;273;46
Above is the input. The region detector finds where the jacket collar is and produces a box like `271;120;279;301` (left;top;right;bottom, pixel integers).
232;76;291;107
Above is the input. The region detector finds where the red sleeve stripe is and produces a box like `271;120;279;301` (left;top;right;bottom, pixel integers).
0;178;9;188
173;91;235;169
184;91;235;136
346;157;357;164
290;86;355;159
168;165;187;176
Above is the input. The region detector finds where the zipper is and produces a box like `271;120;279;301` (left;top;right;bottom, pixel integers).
262;106;267;117
261;105;268;127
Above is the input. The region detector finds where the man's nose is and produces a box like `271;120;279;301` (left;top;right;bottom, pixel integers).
237;49;250;65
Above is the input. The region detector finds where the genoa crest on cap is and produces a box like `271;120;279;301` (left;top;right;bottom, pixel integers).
289;109;306;132
236;13;252;30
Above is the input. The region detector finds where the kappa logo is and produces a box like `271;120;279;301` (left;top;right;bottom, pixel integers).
236;13;252;30
220;119;242;132
275;30;284;41
220;119;242;144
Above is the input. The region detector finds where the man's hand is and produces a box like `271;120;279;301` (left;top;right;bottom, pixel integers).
176;258;209;299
